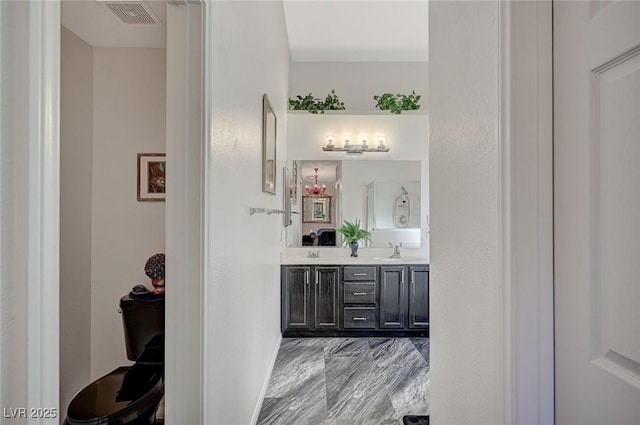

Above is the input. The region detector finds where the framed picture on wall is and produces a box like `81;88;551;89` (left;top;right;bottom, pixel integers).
138;153;166;201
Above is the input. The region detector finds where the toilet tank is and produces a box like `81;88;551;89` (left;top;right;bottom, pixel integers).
119;295;165;364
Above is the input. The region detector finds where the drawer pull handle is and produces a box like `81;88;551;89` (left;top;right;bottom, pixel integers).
352;317;368;321
353;292;368;296
353;273;368;276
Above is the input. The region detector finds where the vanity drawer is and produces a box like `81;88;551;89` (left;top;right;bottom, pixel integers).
343;266;376;281
344;283;376;304
343;307;376;329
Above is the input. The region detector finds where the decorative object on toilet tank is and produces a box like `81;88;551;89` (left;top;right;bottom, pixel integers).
144;253;165;294
373;91;421;114
289;89;346;114
337;219;371;257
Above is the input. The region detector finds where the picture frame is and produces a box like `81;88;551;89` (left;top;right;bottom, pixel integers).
137;153;166;202
302;195;332;223
262;94;277;195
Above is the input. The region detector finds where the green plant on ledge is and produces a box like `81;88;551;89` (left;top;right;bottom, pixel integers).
373;91;421;114
289;89;346;114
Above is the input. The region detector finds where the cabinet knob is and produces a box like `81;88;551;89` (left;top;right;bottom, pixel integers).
353;292;368;296
352;317;367;321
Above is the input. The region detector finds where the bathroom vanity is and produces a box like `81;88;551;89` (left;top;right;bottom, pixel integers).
281;256;429;337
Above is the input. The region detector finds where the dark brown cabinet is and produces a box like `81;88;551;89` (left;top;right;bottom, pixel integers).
408;266;429;329
282;263;428;336
282;266;312;330
379;266;406;328
281;266;339;332
343;266;376;329
314;267;340;329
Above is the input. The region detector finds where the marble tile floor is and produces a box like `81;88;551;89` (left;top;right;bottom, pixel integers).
257;337;430;425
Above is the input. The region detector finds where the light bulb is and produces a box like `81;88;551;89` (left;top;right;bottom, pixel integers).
327;135;334;147
361;136;368;148
344;135;351;147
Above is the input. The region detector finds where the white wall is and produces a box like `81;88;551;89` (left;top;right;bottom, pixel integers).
91;48;166;379
289;62;428;112
288;114;429;257
205;1;290;423
287;114;428;161
60;26;93;416
429;2;504;424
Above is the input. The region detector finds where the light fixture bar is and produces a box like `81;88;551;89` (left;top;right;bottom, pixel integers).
322;146;390;153
322;135;389;154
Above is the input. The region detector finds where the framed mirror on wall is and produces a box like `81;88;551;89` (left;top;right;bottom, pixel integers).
302;196;332;223
262;94;276;194
283;166;292;227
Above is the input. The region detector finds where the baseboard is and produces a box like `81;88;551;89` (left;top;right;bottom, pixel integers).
250;333;282;425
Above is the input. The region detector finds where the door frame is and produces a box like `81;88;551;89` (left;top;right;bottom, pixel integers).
0;1;60;419
9;0;554;422
504;2;555;423
164;1;205;423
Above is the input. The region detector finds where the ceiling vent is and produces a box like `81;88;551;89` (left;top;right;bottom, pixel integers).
102;2;162;26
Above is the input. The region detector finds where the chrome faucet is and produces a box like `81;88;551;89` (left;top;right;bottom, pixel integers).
389;242;402;258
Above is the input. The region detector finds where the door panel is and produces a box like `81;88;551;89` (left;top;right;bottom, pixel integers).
554;1;640;423
408;267;429;329
380;266;405;328
283;267;311;329
315;267;339;328
592;48;640;382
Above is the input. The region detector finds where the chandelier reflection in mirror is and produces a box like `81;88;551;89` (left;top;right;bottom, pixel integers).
322;135;390;155
305;167;327;196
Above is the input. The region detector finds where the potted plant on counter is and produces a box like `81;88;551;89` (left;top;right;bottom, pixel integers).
337;219;371;258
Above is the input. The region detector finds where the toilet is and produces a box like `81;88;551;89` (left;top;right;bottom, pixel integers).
65;294;165;425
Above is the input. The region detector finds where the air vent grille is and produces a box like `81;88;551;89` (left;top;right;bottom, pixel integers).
105;3;157;25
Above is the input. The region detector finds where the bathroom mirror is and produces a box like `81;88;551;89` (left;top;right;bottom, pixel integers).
302;196;332;223
291;159;423;248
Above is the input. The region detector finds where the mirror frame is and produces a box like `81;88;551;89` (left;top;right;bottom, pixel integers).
262;94;276;194
302;195;332;223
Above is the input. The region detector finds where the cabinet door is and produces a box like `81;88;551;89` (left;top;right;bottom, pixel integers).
314;267;340;329
282;267;312;330
379;266;406;328
408;266;429;329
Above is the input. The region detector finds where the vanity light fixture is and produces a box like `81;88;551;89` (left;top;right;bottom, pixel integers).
326;135;334;148
322;134;390;154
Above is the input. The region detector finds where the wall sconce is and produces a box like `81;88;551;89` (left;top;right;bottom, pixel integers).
322;134;390;154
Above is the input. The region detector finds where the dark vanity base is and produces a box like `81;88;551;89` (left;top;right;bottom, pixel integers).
282;264;430;338
282;329;429;338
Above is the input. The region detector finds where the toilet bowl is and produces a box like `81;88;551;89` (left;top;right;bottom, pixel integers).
65;294;165;425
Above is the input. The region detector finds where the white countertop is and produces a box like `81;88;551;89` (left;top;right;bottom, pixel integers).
281;247;429;265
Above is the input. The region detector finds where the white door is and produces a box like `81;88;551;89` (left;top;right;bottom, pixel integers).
554;2;640;423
